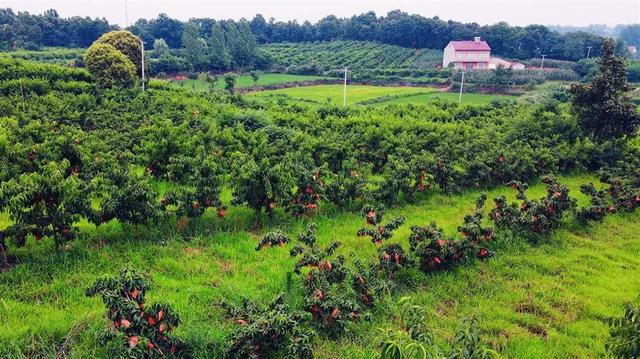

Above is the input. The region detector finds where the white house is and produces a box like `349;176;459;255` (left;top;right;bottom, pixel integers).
488;57;525;70
443;37;525;70
442;37;491;70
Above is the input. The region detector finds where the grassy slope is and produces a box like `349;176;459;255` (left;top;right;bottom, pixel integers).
371;92;514;106
167;73;329;92
1;174;639;357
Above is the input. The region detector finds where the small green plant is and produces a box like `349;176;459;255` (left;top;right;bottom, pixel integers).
357;205;405;246
222;295;313;359
607;296;640;358
255;230;290;251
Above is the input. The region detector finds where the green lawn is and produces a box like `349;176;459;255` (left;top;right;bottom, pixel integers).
253;85;518;106
253;85;435;105
1;173;639;357
168;73;330;92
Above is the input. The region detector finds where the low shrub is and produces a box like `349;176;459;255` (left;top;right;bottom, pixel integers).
86;269;190;358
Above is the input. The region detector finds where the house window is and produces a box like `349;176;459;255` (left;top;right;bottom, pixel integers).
456;52;464;60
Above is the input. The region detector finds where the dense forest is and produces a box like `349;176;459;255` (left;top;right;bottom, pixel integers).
4;7;638;63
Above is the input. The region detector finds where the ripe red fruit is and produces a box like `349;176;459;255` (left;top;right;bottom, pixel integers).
315;289;324;300
236;319;248;325
146;166;153;173
278;240;285;247
325;260;332;271
331;307;339;319
378;226;384;234
436;239;445;248
61;227;69;235
128;336;139;348
147;342;155;350
433;256;442;264
358;276;365;285
159;323;165;333
393;253;400;263
157;310;165;321
498;155;504;163
148;316;156;326
218;208;226;217
350;311;359;320
120;319;131;328
635;195;640;202
382;252;390;260
477;248;489;258
34;233;42;241
131;288;139;299
366;211;376;225
268;200;276;209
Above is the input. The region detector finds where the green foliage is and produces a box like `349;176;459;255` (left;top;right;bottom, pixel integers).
182;22;209;72
357;205;405;245
86;268;190;358
222;295;313;358
409;194;493;272
255;230;290;251
378;298;498;359
223;73;237;93
570;39;640;140
209;23;231;70
96;30;143;75
607;296;640;358
489;176;577;240
84;43;136;88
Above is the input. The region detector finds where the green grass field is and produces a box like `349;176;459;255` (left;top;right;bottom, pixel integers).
1;173;639;357
253;85;433;105
254;85;515;106
167;73;330;92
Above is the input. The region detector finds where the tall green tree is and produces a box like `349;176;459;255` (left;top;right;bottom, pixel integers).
227;22;257;70
208;22;230;70
181;22;208;71
84;43;136;88
570;38;640;140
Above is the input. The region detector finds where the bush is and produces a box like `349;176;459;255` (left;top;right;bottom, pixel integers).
86;269;190;358
222;295;313;358
607;297;640;358
84;43;137;88
489;176;577;240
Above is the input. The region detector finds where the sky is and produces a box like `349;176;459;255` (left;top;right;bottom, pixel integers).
1;0;639;27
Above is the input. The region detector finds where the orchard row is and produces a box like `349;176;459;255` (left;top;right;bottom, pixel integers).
86;163;640;357
0;58;626;251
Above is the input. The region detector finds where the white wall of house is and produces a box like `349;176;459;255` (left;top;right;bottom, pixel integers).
443;43;456;67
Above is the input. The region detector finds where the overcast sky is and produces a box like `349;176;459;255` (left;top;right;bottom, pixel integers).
2;0;639;27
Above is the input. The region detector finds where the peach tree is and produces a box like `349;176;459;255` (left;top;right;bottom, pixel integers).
86;268;189;358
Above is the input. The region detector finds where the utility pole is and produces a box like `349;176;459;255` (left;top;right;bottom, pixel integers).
458;71;465;104
124;0;129;27
343;67;348;107
586;46;592;59
540;54;547;69
141;39;145;91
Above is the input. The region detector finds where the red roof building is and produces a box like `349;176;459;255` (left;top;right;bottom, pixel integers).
443;37;492;70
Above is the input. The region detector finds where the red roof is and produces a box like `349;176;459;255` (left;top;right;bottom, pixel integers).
449;40;491;51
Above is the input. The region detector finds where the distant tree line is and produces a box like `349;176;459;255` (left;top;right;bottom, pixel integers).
0;8;116;49
3;7;639;66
